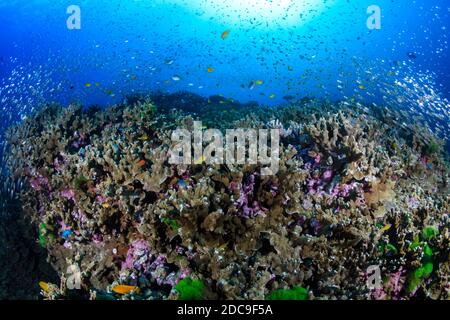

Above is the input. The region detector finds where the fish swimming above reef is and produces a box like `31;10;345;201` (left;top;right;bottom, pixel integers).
221;30;231;40
283;95;295;101
407;52;417;59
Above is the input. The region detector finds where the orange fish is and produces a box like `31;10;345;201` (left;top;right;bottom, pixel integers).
137;160;146;167
112;285;140;295
221;30;231;40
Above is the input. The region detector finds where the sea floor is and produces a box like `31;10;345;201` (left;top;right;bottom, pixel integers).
1;93;449;300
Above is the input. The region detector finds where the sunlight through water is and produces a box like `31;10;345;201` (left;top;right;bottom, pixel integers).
165;0;329;28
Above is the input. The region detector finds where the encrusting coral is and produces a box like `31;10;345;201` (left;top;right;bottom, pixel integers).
3;94;449;300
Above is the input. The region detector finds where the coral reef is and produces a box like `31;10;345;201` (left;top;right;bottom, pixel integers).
3;94;449;300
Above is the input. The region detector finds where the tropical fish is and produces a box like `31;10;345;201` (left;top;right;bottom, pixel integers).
85;83;92;88
39;281;50;293
269;94;276;99
194;155;206;165
137;159;146;167
221;30;231;40
177;179;187;187
255;80;264;85
407;52;417;59
62;229;72;239
380;224;392;234
358;85;365;90
207;67;214;73
112;285;140;295
172;75;181;81
139;133;149;141
217;242;229;251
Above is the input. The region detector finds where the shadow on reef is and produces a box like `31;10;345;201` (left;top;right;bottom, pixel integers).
0;183;59;300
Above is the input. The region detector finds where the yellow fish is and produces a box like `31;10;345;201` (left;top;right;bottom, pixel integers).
105;89;112;95
358;85;365;90
39;281;50;293
85;83;92;88
221;30;231;40
112;285;140;295
139;134;149;141
380;224;392;234
217;242;229;251
95;82;99;87
207;67;214;73
102;203;110;209
194;155;206;165
255;80;264;85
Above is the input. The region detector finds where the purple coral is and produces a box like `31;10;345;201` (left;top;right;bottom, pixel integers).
235;173;267;219
122;240;188;287
30;175;51;191
122;240;151;271
71;131;87;149
60;188;76;202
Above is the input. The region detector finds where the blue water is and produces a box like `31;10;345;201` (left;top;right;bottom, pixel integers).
0;1;449;299
0;1;449;125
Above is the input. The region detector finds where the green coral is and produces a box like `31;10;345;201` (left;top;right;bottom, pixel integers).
161;218;180;231
422;226;438;240
425;140;439;155
378;241;398;255
38;223;47;248
174;278;206;300
407;241;434;293
38;223;55;247
267;286;309;300
74;175;89;191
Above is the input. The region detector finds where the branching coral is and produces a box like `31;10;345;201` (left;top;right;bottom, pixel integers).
3;97;449;300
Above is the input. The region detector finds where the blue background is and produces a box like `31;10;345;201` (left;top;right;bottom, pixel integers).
0;0;449;120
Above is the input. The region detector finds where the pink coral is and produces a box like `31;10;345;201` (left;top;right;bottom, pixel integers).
235;173;267;218
30;175;50;191
122;240;151;271
61;189;76;202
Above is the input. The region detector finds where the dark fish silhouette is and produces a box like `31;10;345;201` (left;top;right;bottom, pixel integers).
283;95;295;101
407;52;417;59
